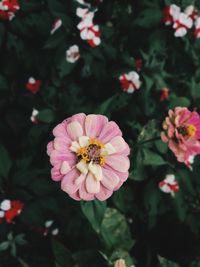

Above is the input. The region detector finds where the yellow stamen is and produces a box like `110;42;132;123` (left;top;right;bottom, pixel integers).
99;157;106;166
89;138;104;148
187;124;196;137
77;147;89;162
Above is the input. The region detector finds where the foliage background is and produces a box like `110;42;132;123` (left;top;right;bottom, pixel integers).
0;0;200;266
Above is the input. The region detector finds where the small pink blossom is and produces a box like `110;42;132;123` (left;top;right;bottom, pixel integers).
159;174;179;196
66;45;80;63
161;107;200;167
119;71;141;94
51;18;62;35
47;113;130;201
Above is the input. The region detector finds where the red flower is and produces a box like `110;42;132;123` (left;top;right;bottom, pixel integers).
0;0;19;20
0;200;24;224
160;88;169;102
25;77;42;94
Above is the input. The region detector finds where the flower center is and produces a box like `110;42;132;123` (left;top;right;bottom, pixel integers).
187;124;196;137
77;138;105;166
177;124;197;137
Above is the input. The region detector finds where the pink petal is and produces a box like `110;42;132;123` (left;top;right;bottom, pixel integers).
53;122;68;137
69;191;81;201
79;181;95;201
85;172;100;193
71;113;86;135
85;114;108;138
95;185;113;201
54;137;71;152
47;141;54;156
101;167;120;190
161;132;168;143
50;150;76;166
105;155;130;173
61;168;82;195
51;165;63;181
99;121;122;143
67;121;83;141
109;136;129;154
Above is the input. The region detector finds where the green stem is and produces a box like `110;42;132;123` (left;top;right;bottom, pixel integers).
138;136;161;145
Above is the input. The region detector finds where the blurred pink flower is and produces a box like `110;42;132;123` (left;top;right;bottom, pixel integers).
163;4;180;26
47;113;130;201
161;107;200;167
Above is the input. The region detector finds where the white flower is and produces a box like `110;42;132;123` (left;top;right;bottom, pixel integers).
173;13;193;37
51;228;59;235
184;5;198;21
30;108;39;123
159;174;179;196
76;0;91;8
0;199;11;211
170;4;181;22
76;7;93;19
119;71;141;94
51;18;62;35
195;17;200;38
0;210;5;218
66;45;80;63
45;220;54;228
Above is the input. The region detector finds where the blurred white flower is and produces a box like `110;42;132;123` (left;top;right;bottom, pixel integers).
66;45;80;63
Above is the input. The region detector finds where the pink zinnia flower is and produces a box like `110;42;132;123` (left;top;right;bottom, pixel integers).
119;71;141;94
161;107;200;167
47;113;130;201
159;174;179;196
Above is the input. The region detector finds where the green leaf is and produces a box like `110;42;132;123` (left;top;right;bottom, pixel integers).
158;255;180;267
52;239;75;267
100;208;133;250
143;149;166;166
0;75;8;91
0;241;9;251
37;109;55;123
169;95;191;109
0;144;12;178
133;8;162;28
81;200;106;233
